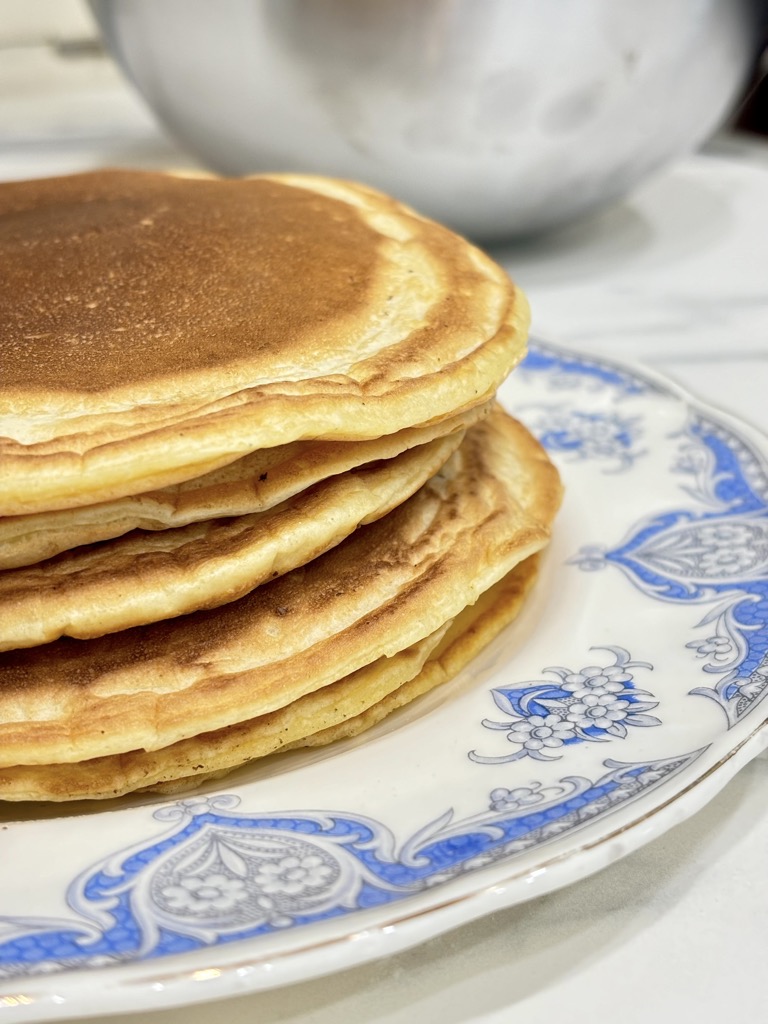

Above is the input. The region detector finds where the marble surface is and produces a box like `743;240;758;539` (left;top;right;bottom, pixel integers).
1;32;767;1024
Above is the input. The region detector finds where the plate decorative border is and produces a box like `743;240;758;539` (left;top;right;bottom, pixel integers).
0;751;701;977
518;342;768;728
1;340;767;1006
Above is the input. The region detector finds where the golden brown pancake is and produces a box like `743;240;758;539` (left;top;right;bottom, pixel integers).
0;404;488;571
0;624;450;802
0;171;529;515
287;552;544;750
0;556;542;801
0;428;464;649
0;409;561;768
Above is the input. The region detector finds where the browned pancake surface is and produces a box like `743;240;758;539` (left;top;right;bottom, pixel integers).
0;410;561;767
0;554;543;801
0;172;528;515
1;172;376;393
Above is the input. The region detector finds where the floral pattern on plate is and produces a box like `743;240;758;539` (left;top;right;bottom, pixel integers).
470;645;660;763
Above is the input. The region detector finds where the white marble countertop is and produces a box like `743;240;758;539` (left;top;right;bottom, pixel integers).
1;24;767;1024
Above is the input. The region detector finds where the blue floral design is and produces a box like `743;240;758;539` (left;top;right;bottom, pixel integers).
519;342;663;397
518;404;644;472
571;414;768;725
0;752;700;977
470;646;660;764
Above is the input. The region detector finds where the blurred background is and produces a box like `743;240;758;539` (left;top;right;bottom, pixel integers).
0;0;197;180
2;0;766;239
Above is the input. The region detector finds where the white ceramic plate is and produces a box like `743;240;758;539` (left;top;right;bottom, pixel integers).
2;340;767;1022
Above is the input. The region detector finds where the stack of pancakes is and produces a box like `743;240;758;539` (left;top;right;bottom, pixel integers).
0;170;561;801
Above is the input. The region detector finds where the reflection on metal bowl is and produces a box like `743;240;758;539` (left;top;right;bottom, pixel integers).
90;0;763;238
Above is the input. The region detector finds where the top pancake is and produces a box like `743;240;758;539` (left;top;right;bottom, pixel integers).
0;170;529;515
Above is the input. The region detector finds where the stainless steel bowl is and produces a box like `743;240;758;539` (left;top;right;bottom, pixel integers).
90;0;762;238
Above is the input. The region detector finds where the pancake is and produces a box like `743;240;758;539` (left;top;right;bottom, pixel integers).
0;404;488;571
0;171;529;516
0;408;562;768
0;556;542;802
0;624;450;802
295;552;545;753
0;427;464;650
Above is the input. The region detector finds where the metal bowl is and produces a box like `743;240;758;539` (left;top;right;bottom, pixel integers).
90;0;762;238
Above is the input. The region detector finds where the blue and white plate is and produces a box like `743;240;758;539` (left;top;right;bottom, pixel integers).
2;340;767;1021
